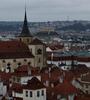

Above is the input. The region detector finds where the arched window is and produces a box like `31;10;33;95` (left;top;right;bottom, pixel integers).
37;49;42;55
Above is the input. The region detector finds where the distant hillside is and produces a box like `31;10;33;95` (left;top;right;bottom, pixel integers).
58;23;90;32
36;31;58;38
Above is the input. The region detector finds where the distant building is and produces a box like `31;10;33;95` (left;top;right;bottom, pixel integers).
0;9;46;72
12;77;46;100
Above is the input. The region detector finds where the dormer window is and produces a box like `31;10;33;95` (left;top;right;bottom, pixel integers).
37;49;42;55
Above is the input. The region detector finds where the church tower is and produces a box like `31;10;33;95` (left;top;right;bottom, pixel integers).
18;9;33;45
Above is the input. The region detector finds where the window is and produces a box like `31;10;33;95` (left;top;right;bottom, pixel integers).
26;91;28;97
30;91;32;97
2;60;5;63
37;91;40;97
18;62;21;66
24;59;27;62
38;58;41;63
86;90;88;94
42;90;44;96
28;62;31;66
7;63;10;66
13;59;16;62
37;49;42;55
86;85;88;88
20;38;22;41
27;39;29;43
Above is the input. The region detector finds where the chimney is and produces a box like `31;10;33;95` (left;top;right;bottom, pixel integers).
51;83;54;88
45;80;49;87
59;75;64;83
28;66;31;76
49;67;51;78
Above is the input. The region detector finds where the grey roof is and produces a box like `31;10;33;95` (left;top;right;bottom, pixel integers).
19;10;32;37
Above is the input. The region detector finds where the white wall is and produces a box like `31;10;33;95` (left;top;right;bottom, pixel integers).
23;88;46;100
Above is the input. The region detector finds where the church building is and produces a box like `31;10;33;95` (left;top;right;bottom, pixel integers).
0;9;46;72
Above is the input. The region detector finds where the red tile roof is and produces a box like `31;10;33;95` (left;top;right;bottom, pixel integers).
23;77;46;90
0;40;34;59
54;81;77;95
14;65;40;77
11;83;23;93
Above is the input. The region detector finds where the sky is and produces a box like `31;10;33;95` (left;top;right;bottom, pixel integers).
0;0;90;21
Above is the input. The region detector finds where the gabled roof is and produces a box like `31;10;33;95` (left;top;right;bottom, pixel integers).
30;38;45;45
54;81;77;95
23;77;45;90
0;40;34;59
19;10;32;37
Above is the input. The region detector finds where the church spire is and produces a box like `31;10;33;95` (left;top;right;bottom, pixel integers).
20;8;32;37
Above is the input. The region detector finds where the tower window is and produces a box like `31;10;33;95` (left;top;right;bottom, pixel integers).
37;49;42;55
27;39;29;43
38;58;41;63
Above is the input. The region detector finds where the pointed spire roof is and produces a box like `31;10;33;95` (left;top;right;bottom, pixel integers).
20;9;32;37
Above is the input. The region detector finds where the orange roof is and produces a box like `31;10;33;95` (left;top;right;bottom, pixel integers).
54;80;77;95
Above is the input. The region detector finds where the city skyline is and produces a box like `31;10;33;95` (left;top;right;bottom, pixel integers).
0;0;90;22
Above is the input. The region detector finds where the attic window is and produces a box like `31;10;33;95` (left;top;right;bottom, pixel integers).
27;39;29;43
37;49;42;55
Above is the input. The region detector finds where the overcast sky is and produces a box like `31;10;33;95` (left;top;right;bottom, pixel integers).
0;0;90;21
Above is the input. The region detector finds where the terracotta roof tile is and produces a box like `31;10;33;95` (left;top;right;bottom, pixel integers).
0;40;34;59
54;81;78;95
